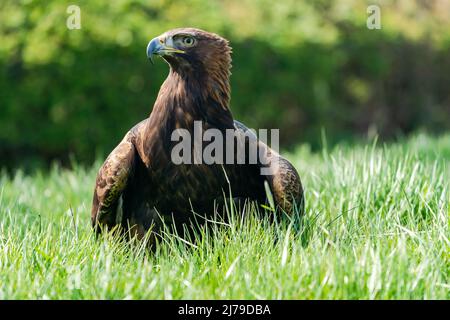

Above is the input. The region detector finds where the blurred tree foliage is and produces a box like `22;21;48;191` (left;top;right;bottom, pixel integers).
0;0;449;168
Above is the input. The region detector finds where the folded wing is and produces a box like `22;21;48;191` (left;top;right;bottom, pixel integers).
91;132;136;233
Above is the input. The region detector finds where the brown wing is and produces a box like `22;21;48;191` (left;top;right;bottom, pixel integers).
265;156;304;215
91;132;136;233
233;120;304;216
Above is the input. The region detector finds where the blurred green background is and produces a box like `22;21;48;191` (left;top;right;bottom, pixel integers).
1;0;449;169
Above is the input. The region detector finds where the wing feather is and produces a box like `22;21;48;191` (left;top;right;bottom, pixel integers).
233;120;304;215
91;132;136;232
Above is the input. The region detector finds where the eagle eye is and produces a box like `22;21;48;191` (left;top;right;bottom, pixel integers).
182;36;195;47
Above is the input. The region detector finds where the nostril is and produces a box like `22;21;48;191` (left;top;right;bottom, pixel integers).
159;38;164;44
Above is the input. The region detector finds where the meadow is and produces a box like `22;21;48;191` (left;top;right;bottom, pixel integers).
0;134;448;299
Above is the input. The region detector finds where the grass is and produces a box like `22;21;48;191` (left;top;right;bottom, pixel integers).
0;133;449;299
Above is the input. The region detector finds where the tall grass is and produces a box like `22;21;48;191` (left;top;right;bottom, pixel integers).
0;134;448;299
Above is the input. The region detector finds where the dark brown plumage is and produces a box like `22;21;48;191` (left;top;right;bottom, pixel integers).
91;28;304;242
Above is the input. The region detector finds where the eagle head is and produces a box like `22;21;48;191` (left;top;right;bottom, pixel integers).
146;28;231;77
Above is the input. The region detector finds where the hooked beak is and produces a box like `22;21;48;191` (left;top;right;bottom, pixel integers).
146;37;185;64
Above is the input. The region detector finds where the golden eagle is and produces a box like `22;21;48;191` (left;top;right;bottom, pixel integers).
91;28;304;241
